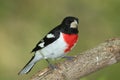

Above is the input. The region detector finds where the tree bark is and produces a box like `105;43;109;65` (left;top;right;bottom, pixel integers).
30;38;120;80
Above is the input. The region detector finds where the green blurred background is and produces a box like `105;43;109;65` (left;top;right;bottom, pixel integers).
0;0;120;80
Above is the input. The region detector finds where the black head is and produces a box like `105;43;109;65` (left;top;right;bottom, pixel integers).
60;16;79;34
62;16;79;29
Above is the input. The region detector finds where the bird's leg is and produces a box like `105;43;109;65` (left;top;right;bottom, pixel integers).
45;59;56;70
62;56;76;60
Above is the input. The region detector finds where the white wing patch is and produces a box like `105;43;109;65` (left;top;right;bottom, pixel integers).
38;42;45;48
40;32;67;59
46;33;55;38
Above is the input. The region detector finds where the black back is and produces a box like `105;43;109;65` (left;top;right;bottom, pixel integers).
32;16;79;52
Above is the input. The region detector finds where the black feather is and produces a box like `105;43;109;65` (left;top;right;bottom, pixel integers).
31;27;60;52
18;56;35;75
31;16;79;52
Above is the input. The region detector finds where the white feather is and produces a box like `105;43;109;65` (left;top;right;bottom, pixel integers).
46;33;55;38
38;32;67;59
38;42;45;48
18;52;43;75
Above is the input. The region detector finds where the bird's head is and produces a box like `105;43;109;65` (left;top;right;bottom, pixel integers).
62;16;79;29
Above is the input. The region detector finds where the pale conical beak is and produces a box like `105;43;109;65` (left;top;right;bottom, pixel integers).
70;20;78;28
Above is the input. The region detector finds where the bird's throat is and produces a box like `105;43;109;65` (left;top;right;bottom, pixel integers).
62;33;78;53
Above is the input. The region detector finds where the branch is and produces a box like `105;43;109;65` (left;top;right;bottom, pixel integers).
30;38;120;80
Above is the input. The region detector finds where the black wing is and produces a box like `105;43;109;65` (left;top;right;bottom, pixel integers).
31;26;61;52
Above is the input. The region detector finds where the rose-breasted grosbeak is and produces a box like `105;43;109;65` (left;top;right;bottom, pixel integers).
18;16;79;75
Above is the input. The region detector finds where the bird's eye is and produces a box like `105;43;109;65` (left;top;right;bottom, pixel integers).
66;19;73;25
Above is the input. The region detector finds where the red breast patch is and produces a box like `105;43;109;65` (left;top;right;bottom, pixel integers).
62;33;78;53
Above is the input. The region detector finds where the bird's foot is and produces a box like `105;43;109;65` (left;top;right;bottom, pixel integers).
63;56;76;61
48;63;58;70
45;59;58;70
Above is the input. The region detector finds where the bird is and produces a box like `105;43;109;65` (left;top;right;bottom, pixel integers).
18;16;79;75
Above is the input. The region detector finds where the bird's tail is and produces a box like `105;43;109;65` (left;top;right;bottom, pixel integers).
18;52;42;75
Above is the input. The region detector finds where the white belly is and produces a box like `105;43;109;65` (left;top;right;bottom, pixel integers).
39;33;68;59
